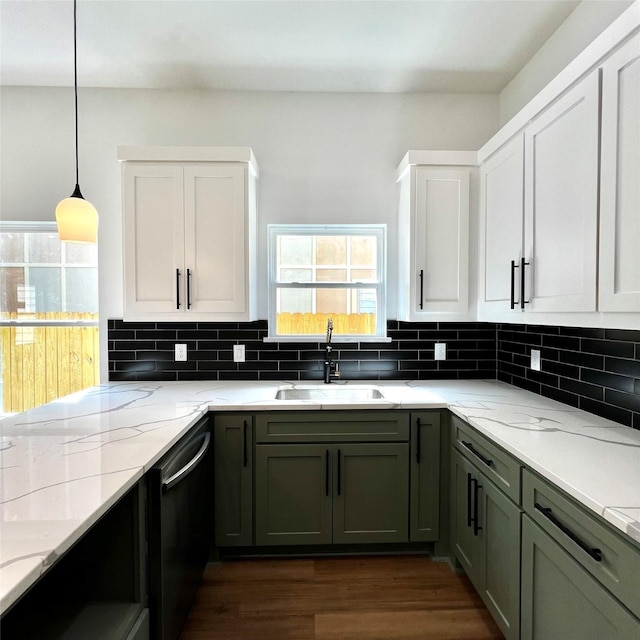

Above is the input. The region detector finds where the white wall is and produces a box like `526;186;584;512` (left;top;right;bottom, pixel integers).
1;86;498;380
499;0;634;125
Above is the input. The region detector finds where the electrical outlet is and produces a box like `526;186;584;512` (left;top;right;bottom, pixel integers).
434;343;447;361
233;344;245;363
531;349;541;371
175;344;187;362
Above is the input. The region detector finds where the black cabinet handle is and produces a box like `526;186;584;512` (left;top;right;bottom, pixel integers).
520;257;530;309
419;269;424;310
176;268;181;309
472;478;482;536
461;440;493;467
466;472;473;528
510;260;518;309
337;449;341;496
187;268;192;309
243;420;248;467
325;449;330;497
534;503;602;562
416;418;422;464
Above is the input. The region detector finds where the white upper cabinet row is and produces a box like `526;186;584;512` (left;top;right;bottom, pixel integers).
477;29;639;325
119;147;258;322
119;26;637;328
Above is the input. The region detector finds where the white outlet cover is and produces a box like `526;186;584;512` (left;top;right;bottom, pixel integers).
531;349;541;371
434;343;447;361
233;344;246;363
175;344;187;362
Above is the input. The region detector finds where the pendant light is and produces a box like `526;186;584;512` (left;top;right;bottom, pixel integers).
55;0;98;243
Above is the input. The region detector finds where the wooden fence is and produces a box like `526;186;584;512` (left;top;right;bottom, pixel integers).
0;312;99;414
276;312;376;336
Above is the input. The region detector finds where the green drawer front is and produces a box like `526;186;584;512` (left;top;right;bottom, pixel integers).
452;415;521;504
523;469;640;618
255;411;410;443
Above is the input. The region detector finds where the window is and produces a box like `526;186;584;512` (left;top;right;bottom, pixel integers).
268;225;386;339
0;222;99;414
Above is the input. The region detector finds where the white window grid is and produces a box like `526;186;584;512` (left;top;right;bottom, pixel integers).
268;224;386;339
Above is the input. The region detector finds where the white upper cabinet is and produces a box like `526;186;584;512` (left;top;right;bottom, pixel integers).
599;32;640;313
479;135;524;312
523;70;600;313
120;147;258;322
396;153;474;321
479;71;600;317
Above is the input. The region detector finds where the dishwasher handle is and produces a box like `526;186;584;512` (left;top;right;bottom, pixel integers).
162;431;211;492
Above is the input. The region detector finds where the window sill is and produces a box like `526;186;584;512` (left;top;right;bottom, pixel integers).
263;336;392;343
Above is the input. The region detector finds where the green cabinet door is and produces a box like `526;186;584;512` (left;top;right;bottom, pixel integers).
521;515;640;640
452;448;521;640
214;415;253;546
410;412;440;542
452;449;480;584
333;443;409;544
255;444;333;546
477;469;521;640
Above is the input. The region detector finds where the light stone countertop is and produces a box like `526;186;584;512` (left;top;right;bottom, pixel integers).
1;379;639;613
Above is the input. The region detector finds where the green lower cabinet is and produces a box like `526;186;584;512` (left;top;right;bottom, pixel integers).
410;412;441;542
214;415;253;546
452;450;480;581
521;515;640;640
255;442;409;546
451;449;521;640
255;444;333;546
477;469;521;640
333;443;409;544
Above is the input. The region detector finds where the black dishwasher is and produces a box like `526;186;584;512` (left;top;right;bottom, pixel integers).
148;416;212;640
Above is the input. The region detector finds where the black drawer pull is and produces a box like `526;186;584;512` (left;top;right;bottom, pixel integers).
520;257;530;309
461;440;493;467
337;449;341;496
466;472;473;528
419;269;424;310
510;260;518;309
187;268;192;309
243;420;248;467
534;503;602;562
472;478;482;536
176;268;181;309
325;449;330;497
416;417;421;464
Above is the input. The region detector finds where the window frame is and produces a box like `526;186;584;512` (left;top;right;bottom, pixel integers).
267;224;387;341
0;220;99;321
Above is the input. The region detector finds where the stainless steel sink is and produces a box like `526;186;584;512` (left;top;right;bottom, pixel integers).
275;385;384;401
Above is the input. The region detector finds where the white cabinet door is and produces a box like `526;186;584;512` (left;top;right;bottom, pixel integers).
523;71;600;312
599;32;640;313
398;166;470;319
122;157;256;321
479;135;524;312
184;164;247;315
123;164;185;315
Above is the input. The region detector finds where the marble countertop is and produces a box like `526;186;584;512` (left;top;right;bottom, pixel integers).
1;379;639;613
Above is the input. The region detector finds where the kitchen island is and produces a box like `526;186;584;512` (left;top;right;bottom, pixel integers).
1;379;639;616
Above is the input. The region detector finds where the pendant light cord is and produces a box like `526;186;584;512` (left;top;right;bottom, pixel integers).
74;0;79;187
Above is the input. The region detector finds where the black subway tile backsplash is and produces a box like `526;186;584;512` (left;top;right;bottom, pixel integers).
107;319;639;430
108;320;496;384
497;323;639;429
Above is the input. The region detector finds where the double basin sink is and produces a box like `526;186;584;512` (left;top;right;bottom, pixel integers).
275;385;385;401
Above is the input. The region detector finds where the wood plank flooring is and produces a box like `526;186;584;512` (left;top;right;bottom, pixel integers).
180;555;504;640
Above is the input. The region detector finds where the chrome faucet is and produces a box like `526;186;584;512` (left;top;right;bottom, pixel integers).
324;318;340;383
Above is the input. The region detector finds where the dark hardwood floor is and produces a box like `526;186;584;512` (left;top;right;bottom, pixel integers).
180;555;504;639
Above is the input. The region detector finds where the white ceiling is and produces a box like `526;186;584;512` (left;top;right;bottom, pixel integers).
0;0;593;93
